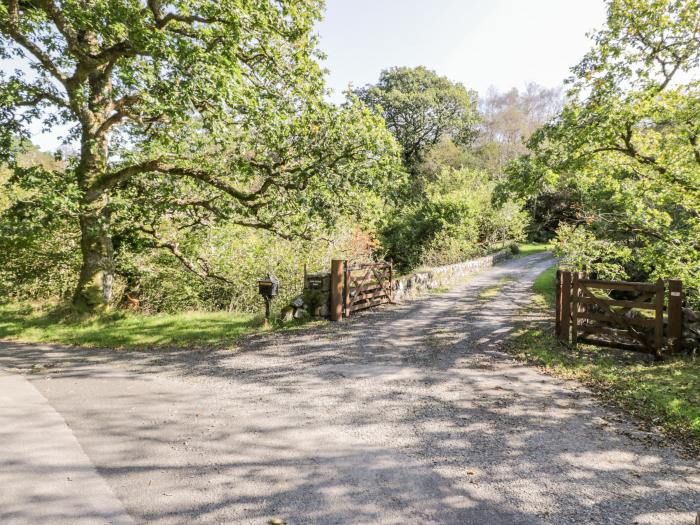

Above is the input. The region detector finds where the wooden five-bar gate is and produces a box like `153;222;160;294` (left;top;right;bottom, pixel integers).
329;259;393;321
556;270;684;357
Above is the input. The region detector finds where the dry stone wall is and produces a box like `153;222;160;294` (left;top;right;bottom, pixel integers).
286;249;513;320
392;249;512;302
682;308;700;352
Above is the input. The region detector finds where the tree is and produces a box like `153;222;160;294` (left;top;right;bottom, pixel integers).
0;0;400;311
501;0;700;304
476;83;563;179
379;167;527;272
356;66;479;174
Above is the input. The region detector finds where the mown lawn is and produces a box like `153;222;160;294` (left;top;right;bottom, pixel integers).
0;302;293;349
507;265;700;449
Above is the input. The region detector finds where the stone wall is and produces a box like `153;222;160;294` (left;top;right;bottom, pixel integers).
392;249;513;302
284;249;513;320
282;272;331;321
682;308;700;352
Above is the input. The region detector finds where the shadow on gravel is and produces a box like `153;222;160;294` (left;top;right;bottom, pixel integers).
1;253;697;524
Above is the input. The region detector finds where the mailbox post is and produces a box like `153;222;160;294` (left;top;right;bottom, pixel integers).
257;274;279;327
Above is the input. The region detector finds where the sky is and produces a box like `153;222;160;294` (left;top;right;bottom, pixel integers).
316;0;607;101
24;0;608;152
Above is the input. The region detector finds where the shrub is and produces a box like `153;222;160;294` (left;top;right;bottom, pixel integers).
380;167;527;273
114;222;379;314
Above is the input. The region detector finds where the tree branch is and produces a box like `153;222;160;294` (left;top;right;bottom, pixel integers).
137;224;234;285
8;82;70;110
34;0;83;57
94;159;280;203
0;20;68;88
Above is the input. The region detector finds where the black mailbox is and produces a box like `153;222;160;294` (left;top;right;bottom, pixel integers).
258;275;279;297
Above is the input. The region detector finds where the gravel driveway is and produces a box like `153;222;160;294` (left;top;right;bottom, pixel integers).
1;252;698;524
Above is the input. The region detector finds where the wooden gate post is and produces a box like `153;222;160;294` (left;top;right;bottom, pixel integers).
667;279;683;353
330;259;345;322
654;278;665;355
555;270;562;338
571;272;580;345
559;271;572;343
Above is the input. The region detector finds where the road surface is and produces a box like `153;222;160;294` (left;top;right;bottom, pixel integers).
1;252;698;524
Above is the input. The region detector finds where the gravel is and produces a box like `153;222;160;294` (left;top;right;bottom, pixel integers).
1;252;698;524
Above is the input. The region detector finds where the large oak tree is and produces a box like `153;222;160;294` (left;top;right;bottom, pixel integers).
0;0;399;311
501;0;700;304
356;66;479;174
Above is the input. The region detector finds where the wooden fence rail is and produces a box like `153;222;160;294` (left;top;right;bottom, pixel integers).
556;270;684;357
330;259;393;320
344;261;393;314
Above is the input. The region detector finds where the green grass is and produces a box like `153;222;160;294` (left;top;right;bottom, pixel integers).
507;265;700;450
514;242;551;259
532;266;557;308
0;301;313;349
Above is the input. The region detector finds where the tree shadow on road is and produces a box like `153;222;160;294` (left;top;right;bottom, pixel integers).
1;254;698;524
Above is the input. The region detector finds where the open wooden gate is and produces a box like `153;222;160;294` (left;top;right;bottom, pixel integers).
343;261;393;316
556;270;684;357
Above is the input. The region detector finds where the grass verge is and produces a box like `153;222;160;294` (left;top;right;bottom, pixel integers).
532;266;557;308
0;301;316;349
514;242;551;259
506;265;700;452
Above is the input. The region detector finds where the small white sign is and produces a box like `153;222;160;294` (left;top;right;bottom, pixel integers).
670;292;681;297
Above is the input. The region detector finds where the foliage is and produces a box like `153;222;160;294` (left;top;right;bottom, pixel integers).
356;66;479;178
506;266;700;448
353;66;530;276
0;0;401;311
415;136;482;186
380;167;528;272
113;221;379;314
476;83;563;179
0;142;79;299
499;0;700;307
0;142;385;314
521;179;584;241
552;224;632;280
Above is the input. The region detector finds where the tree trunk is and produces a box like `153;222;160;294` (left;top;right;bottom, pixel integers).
72;196;114;312
71;96;114;312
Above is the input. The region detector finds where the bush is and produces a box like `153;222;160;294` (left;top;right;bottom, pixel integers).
0;166;81;301
113;222;379;314
553;222;700;309
552;224;631;280
380;167;527;273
